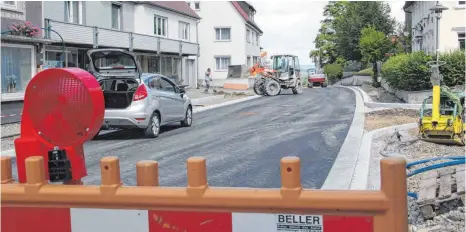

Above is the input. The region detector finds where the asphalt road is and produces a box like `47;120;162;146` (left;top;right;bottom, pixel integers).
9;87;356;189
1;101;23;124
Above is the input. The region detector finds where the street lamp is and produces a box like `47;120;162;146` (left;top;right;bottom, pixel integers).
429;2;449;62
428;2;448;125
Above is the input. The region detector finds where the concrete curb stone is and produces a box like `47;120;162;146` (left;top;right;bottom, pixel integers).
350;122;418;190
321;86;365;190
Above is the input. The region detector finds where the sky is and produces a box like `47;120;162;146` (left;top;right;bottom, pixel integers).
253;1;407;65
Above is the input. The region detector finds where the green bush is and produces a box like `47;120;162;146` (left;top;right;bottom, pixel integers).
354;68;374;76
382;52;432;91
439;50;465;87
382;50;465;91
323;64;343;83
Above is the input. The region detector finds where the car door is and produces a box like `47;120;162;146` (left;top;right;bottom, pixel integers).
145;76;166;123
159;77;184;121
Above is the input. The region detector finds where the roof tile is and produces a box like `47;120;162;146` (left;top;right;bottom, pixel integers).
149;1;200;19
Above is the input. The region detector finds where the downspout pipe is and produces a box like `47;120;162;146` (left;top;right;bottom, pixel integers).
196;19;200;88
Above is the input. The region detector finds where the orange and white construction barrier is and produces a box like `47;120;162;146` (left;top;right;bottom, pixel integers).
1;156;409;232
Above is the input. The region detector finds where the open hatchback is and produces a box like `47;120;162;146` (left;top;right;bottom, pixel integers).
87;49;144;109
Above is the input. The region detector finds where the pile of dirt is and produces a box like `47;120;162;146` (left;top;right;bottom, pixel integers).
365;108;420;131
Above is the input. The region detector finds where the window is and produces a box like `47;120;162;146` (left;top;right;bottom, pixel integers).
459;1;465;5
247;56;251;66
215;57;230;71
65;1;83;24
159;78;176;93
459;33;465;50
246;29;251;43
154;15;167;36
252;31;255;45
215;28;231;41
179;21;190;41
256;34;259;45
1;1;16;9
249;12;254;21
1;44;35;94
253;56;258;64
194;1;200;10
111;4;122;30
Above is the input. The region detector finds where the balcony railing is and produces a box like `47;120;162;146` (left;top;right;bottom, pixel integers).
44;19;198;56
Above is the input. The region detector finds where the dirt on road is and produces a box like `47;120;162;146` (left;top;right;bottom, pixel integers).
365;108;419;131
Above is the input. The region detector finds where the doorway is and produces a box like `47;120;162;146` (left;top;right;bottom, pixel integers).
186;59;195;88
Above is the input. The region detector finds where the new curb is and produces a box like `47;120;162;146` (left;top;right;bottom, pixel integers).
321;86;365;190
349;122;418;190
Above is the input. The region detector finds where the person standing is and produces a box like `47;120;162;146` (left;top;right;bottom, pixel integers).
204;68;212;93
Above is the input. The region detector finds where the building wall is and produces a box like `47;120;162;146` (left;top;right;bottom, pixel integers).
1;1;43;101
439;1;465;52
245;24;261;66
133;4;198;42
409;1;465;53
195;1;247;80
1;1;42;32
44;1;135;32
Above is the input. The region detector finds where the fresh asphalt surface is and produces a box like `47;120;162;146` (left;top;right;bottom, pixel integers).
9;87;356;189
1;101;23;124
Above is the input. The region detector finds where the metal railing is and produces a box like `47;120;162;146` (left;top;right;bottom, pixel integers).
44;19;199;56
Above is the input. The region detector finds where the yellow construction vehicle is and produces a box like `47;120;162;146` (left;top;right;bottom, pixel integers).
419;61;465;146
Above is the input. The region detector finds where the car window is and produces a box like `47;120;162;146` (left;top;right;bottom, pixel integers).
146;77;162;90
159;78;176;93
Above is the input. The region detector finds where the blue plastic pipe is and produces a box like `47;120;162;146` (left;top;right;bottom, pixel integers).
406;156;465;168
408;160;465;177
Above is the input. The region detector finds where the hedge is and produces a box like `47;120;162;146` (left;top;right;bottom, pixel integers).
353;68;373;76
439;50;465;87
323;64;343;83
381;50;465;91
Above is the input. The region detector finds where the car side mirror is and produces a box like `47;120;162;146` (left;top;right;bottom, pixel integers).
179;88;186;94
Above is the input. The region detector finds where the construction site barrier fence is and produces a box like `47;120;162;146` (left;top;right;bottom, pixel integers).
1;156;408;232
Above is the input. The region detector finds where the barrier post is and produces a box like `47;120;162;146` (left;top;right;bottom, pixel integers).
1;156;409;232
375;157;409;232
1;157;14;184
136;161;159;186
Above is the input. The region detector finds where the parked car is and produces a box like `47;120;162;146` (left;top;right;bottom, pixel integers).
86;49;193;138
308;73;328;88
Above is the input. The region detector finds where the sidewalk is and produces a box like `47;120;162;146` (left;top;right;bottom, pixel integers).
340;85;465;232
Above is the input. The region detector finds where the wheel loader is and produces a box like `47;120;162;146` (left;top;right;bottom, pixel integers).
419;61;465;146
249;53;303;96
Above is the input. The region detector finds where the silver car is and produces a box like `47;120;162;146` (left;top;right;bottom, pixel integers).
87;49;193;138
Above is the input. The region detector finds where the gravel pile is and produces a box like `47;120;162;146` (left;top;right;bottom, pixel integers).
369;128;465;231
360;83;404;103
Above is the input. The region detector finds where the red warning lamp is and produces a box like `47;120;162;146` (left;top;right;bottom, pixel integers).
14;68;104;184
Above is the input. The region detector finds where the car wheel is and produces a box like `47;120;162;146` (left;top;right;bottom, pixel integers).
292;80;303;94
144;112;160;138
263;79;281;96
181;106;193;127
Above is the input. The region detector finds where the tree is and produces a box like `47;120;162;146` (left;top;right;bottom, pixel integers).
310;2;346;68
359;26;392;87
332;1;395;62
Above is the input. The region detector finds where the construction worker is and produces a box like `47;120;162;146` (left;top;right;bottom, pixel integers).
204;68;212;93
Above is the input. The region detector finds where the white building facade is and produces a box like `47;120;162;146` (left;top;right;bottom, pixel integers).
404;1;465;53
42;1;200;88
188;1;263;85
